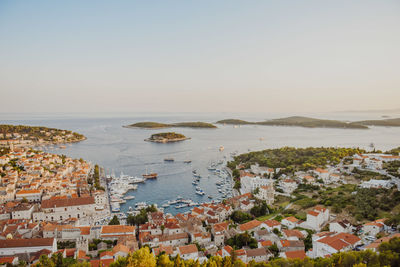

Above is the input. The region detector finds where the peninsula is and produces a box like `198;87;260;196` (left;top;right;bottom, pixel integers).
217;116;368;129
125;121;217;129
0;124;86;147
145;132;190;143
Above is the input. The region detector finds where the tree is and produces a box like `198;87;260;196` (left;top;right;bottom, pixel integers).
34;255;55;267
250;201;269;217
109;215;120;225
21;197;28;203
157;253;173;267
127;247;156;267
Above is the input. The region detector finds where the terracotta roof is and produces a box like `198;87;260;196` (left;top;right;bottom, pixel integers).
285;250;306;259
223;245;233;254
16;189;41;195
283;229;304;239
260;240;273;247
246;247;268;257
283;216;299;223
0;238;54;248
308;210;320;217
318;233;360;251
0;257;16;264
101;225;135;234
263;219;280;227
112;244;129;254
41;196;94;208
100;251;114;258
235;249;246;256
239;220;261;231
80;226;91;235
153;245;173;256
178;244;198;255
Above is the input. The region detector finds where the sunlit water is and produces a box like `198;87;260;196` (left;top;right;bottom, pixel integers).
1;112;400;214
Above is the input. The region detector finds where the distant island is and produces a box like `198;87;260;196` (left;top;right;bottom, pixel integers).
0;124;86;147
145;132;190;143
217;116;368;129
125;121;217;129
356;118;400;127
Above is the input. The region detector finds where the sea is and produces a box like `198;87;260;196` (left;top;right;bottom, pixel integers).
1;111;400;215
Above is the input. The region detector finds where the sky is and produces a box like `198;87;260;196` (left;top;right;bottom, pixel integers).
0;0;399;114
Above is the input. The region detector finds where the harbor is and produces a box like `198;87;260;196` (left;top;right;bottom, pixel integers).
105;156;234;216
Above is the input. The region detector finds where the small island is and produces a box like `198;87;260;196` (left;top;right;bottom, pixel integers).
145;132;190;143
125;121;217;129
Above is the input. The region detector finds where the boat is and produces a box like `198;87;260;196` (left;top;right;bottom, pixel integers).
208;195;213;199
184;160;192;163
143;173;158;179
124;195;135;200
162;203;170;208
164;157;174;162
196;189;205;196
131;176;145;183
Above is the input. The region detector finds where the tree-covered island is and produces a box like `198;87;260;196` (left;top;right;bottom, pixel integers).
145;132;190;143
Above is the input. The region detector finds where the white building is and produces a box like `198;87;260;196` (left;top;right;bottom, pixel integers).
176;244;198;260
33;196;96;222
255;185;275;205
279;179;298;194
302;206;330;231
309;232;361;258
329;220;353;233
11;204;36;220
362;219;386;237
241;176;273;194
281;217;300;229
360;179;393;189
15;189;42;202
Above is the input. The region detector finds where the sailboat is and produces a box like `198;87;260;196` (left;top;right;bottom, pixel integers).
142;166;157;179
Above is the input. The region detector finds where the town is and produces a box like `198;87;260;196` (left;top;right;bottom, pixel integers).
1;128;400;266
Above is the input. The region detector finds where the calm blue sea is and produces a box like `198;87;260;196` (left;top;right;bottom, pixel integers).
1;112;400;214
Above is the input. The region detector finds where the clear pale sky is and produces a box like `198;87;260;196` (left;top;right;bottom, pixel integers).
0;1;399;113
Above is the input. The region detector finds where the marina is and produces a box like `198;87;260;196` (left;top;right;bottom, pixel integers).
105;156;234;215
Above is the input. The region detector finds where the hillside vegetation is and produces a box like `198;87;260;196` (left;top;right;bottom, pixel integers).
126;121;216;129
0;124;85;142
228;147;365;173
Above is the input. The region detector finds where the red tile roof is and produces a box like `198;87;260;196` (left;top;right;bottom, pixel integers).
178;244;198;255
41;196;94;208
285;250;306;259
239;220;261;231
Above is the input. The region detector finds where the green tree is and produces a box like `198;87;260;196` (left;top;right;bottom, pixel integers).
109;215;120;225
